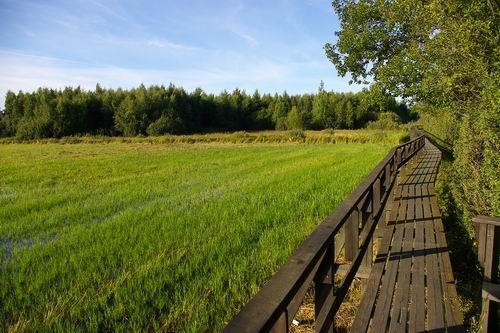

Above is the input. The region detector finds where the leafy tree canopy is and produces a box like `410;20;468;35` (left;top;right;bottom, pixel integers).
326;0;499;221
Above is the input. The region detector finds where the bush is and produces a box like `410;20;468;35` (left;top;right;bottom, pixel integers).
16;116;53;139
366;112;401;130
398;134;411;143
146;114;182;136
288;129;306;142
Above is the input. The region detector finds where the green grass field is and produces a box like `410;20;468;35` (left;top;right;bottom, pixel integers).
0;141;392;332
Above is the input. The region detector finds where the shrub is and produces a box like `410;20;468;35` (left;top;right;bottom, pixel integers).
16;116;53;139
366;112;401;130
288;129;306;142
146;114;182;136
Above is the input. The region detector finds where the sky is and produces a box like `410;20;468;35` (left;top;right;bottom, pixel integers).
0;0;363;107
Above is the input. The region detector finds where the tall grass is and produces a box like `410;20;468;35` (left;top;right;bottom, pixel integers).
0;142;391;331
0;129;407;145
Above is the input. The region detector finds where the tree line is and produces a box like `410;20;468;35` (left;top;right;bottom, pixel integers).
0;83;414;139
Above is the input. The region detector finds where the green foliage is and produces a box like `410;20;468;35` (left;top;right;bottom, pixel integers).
288;129;306;141
366;112;402;130
327;0;499;215
1;83;414;139
0;142;391;332
146;113;182;136
286;106;303;130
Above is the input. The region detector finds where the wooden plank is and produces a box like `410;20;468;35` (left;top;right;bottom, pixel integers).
481;297;492;333
421;148;446;332
407;183;416;222
484;224;495;281
369;189;409;332
408;200;426;333
345;209;359;261
434;217;465;331
388;187;416;333
424;146;463;331
269;311;287;332
478;223;487;267
350;184;406;332
422;184;433;219
336;264;372;279
424;216;446;332
315;241;335;333
473;215;500;227
483;281;500;302
373;178;381;215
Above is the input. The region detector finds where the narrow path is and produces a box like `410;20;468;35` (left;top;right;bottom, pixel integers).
352;140;464;332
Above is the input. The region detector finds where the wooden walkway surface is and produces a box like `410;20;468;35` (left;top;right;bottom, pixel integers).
352;140;464;333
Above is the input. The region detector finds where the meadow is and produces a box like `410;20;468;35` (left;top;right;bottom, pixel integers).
0;134;398;331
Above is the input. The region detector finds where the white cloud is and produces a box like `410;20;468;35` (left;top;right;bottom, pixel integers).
230;30;259;48
0;50;293;107
145;38;196;50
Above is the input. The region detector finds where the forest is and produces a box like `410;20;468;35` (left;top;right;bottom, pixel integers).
0;83;414;139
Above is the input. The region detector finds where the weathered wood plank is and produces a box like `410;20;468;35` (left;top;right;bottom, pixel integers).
424;216;446;332
368;195;408;332
345;208;359;261
388;192;415;333
435;217;465;331
409;201;426;333
350;184;406;332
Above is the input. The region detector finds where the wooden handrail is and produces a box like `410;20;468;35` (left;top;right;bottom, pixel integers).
473;215;500;227
415;126;453;155
224;135;426;332
473;215;499;333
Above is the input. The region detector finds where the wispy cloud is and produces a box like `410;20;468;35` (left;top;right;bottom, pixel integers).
0;50;293;106
230;30;259;47
0;0;359;107
83;0;129;22
145;38;197;50
91;34;198;52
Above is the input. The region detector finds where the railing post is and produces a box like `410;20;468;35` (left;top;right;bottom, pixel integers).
269;312;288;332
372;178;381;213
345;208;359;261
473;216;500;333
384;162;392;190
362;198;373;268
314;240;335;333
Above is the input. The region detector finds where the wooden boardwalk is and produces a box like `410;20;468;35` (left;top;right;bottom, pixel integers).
224;136;466;333
352;141;464;332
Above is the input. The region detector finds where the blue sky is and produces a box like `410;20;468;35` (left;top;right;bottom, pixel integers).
0;0;363;106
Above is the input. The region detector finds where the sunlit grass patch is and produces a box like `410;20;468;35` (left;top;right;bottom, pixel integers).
0;142;391;331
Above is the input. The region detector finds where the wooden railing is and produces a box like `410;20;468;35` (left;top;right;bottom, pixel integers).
415;126;453;156
224;135;426;333
473;215;499;333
